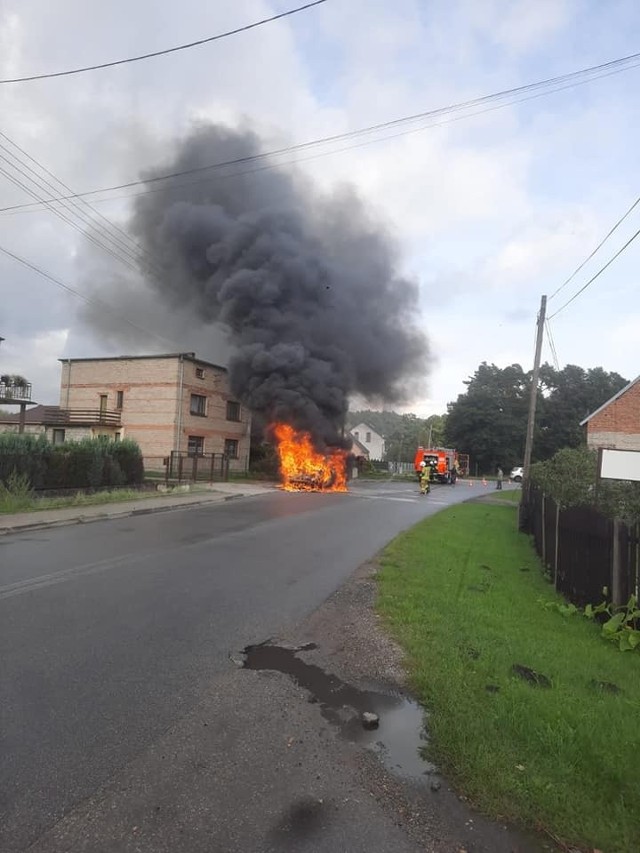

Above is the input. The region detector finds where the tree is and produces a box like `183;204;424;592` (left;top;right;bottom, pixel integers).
537;365;628;457
444;362;530;474
445;361;629;475
347;409;448;463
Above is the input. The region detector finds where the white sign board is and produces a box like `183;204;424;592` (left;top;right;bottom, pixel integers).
599;448;640;483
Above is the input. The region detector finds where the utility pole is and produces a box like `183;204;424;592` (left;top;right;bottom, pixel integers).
519;294;546;529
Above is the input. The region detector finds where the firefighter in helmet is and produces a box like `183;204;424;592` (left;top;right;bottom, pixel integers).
419;460;430;495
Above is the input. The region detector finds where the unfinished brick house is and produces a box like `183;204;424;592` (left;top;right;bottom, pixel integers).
580;375;640;451
59;353;251;470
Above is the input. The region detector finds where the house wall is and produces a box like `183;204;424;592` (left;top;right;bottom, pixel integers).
177;361;251;471
586;381;640;451
350;422;385;460
59;356;251;470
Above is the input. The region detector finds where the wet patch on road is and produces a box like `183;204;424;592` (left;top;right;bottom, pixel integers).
239;641;436;782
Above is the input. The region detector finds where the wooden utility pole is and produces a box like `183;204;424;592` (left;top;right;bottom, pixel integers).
519;294;547;529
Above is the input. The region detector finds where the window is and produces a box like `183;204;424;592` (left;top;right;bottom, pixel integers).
190;394;207;416
366;431;372;443
224;438;239;459
226;400;241;422
99;394;108;413
114;432;121;442
354;431;359;439
188;435;204;456
52;428;65;445
116;390;124;409
195;367;205;379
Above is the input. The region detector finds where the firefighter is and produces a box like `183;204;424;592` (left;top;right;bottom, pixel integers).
419;461;430;495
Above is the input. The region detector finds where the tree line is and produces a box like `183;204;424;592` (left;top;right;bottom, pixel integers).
350;362;627;473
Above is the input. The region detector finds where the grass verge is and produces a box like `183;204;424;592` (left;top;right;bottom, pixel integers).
0;487;202;515
377;501;640;853
483;488;521;503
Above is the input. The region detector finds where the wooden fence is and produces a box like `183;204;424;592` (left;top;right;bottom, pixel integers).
523;484;639;606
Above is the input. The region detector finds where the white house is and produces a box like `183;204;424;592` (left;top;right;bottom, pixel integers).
349;422;385;461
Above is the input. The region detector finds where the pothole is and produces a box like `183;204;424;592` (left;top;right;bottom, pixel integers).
239;641;436;782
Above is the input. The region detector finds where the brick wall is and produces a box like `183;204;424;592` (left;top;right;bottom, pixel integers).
178;360;251;470
587;380;640;451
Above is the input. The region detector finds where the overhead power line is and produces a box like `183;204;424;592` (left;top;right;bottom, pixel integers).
0;130;163;278
0;1;327;84
548;226;640;319
0;243;176;347
545;320;560;370
548;193;640;301
2;48;640;213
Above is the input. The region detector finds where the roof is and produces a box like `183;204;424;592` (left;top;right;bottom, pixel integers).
579;375;640;426
350;422;384;438
59;353;228;372
350;436;370;456
0;404;54;424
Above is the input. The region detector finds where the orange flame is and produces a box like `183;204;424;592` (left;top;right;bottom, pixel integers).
272;423;348;492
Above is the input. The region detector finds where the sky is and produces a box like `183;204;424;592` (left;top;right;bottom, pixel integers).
1;0;639;415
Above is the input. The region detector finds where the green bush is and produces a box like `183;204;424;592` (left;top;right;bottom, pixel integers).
0;434;144;490
531;446;640;522
0;470;34;512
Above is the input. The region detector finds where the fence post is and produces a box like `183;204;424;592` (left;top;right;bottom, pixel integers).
178;454;183;482
612;518;623;607
554;503;560;589
541;493;546;567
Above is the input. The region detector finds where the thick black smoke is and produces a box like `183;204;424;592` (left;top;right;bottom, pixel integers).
127;124;429;447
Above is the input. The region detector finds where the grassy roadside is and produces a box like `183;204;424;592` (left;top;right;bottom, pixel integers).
377;502;640;853
0;486;208;515
483;488;521;503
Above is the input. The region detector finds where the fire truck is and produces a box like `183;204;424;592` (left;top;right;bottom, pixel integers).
414;447;468;484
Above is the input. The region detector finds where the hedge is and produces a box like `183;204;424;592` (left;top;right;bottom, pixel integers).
0;434;144;490
530;446;640;522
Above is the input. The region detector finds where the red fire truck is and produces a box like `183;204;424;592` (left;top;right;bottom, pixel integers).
414;447;468;484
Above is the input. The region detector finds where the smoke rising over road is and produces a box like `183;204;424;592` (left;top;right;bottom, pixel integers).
100;124;429;446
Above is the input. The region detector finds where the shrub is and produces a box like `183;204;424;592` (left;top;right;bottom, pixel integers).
0;434;144;490
531;446;640;522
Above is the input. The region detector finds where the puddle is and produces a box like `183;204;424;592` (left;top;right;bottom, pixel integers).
241;641;435;781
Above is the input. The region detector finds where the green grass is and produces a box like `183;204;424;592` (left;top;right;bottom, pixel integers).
0;487;191;514
483;488;521;503
377;502;640;853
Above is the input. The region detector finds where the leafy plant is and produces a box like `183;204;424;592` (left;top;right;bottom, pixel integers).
585;595;640;652
0;470;34;512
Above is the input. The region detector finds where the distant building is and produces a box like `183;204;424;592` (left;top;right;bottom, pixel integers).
349;422;385;461
580;375;640;451
350;435;370;461
56;353;251;470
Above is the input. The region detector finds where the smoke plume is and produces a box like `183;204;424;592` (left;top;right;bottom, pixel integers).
102;124;429;447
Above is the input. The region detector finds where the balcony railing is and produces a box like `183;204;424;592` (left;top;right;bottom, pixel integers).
43;407;121;427
0;381;32;402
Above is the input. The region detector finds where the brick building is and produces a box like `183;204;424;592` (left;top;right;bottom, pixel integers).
58;353;251;470
580;375;640;451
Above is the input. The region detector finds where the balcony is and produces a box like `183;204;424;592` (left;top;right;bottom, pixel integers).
42;407;121;427
0;381;32;404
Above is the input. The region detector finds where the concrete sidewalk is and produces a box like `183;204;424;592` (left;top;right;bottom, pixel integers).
0;482;275;536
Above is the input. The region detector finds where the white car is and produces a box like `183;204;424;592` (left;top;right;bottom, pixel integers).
510;466;523;483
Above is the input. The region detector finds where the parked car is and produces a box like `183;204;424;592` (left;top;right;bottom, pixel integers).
510;466;523;483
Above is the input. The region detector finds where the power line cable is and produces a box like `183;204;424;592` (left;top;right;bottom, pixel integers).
545;320;560;370
3;52;640;214
548;226;640;319
548;193;640;301
0;1;327;84
0;243;177;347
0;162;144;275
0;130;162;276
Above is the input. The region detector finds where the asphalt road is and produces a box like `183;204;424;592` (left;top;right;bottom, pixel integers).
0;480;486;852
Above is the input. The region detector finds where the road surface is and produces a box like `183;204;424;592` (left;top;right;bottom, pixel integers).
0;480;496;852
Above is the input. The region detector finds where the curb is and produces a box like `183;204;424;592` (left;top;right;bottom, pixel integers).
0;493;248;537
